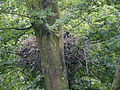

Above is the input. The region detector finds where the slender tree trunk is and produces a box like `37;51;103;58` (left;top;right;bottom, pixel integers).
26;0;69;90
111;60;120;90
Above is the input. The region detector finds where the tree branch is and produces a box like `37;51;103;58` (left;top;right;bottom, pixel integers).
0;10;32;18
0;25;33;30
15;30;30;45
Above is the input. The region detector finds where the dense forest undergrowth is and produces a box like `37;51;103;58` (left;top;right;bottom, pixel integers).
0;0;120;90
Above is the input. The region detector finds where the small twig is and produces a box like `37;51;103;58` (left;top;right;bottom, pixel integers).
0;25;33;31
83;41;91;88
90;71;110;88
3;51;19;55
72;19;84;28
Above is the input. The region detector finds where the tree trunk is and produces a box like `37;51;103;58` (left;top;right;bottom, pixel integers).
111;60;120;90
26;0;69;90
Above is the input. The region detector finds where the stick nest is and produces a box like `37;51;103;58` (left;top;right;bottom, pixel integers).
18;34;86;77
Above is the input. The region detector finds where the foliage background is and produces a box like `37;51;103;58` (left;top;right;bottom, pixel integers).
0;0;120;89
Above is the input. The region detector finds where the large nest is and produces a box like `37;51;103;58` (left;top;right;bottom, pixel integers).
18;36;41;73
18;32;86;77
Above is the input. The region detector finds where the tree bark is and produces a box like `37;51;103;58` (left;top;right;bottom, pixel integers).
111;60;120;90
26;0;69;90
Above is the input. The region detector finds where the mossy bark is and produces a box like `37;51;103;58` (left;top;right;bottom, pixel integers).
26;0;69;90
111;61;120;90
